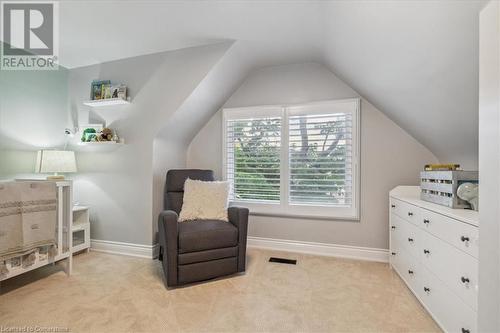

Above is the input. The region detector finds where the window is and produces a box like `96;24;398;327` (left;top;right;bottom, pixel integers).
223;99;360;219
225;114;281;202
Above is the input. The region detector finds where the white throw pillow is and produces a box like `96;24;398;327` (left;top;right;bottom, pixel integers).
178;178;230;222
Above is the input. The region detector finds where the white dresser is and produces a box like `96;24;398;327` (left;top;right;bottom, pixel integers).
390;186;479;333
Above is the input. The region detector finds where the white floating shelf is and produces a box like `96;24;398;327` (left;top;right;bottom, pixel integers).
73;142;124;152
83;98;130;107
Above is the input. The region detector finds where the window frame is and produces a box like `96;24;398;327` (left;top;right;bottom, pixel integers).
222;98;360;220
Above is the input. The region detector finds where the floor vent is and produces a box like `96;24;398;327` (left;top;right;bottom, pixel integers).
269;257;297;265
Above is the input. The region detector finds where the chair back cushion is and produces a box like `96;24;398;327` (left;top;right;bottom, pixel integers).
164;169;214;214
178;179;229;222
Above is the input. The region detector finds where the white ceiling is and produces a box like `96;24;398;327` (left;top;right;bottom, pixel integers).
56;0;483;166
59;1;323;69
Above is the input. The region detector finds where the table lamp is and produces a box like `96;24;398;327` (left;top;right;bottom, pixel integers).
35;150;77;180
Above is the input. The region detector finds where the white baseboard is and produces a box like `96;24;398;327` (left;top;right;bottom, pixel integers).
90;239;158;259
247;236;389;263
90;237;388;263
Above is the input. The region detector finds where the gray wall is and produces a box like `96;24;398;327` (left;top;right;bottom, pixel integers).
322;1;480;170
0;64;69;178
187;63;438;249
151;42;253;242
0;42;241;247
478;1;500;331
67;44;231;246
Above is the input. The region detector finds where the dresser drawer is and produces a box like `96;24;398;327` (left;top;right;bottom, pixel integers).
397;248;422;295
390;198;421;225
395;214;422;260
421;230;478;311
390;212;403;246
420;266;477;333
390;222;404;267
420;209;478;258
390;236;404;272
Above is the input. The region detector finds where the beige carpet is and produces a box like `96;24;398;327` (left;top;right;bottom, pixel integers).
0;248;440;333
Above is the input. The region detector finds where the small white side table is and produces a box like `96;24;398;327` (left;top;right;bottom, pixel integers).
72;206;90;254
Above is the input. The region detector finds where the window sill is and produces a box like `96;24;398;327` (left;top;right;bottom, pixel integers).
229;201;360;221
248;210;360;222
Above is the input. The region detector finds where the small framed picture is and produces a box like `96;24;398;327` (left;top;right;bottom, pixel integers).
91;81;102;100
117;85;127;100
111;85;120;98
102;84;112;99
90;80;111;100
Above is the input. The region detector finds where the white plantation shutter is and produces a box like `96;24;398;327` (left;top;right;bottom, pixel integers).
223;99;359;219
288;112;353;206
225;115;282;202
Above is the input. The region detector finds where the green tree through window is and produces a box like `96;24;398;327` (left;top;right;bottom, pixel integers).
228;118;281;201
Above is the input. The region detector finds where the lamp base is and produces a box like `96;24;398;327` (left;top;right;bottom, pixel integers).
46;175;65;180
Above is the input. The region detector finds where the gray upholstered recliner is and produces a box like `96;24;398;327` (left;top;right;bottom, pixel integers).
158;169;249;287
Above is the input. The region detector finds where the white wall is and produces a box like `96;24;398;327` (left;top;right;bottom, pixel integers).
478;2;500;331
187;63;438;249
68;43;232;246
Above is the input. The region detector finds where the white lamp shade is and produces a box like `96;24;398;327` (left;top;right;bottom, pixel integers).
36;150;77;173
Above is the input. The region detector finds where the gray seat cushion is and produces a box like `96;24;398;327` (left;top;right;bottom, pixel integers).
178;220;238;253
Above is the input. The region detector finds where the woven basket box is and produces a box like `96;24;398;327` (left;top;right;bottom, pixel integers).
420;170;478;209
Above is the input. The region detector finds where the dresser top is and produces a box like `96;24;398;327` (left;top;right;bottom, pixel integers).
390;186;479;227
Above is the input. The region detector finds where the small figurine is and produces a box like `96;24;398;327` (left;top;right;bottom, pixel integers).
100;128;113;141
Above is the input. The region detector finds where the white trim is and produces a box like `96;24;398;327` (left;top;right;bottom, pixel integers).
222;105;283;120
286;98;360;116
247;236;388;263
280;106;288;212
90;237;388;263
90;239;158;259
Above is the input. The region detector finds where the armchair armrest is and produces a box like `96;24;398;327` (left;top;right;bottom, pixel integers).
158;210;179;286
228;206;249;272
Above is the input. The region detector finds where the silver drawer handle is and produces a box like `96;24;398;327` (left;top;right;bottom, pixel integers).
423;287;431;293
408;212;413;217
461;276;470;284
423;219;430;224
407;238;414;242
423;249;430;254
461;236;470;243
461;328;470;333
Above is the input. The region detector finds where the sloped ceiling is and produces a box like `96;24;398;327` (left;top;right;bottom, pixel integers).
322;1;483;168
58;1;323;69
54;1;483;167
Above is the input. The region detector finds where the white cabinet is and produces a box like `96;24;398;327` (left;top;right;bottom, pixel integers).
390;186;479;333
72;206;90;254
